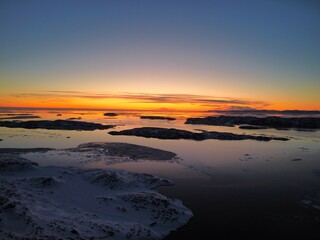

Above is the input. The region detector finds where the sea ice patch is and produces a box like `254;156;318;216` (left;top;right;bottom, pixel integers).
0;155;192;240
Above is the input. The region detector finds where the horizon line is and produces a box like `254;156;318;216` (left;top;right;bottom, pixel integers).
1;106;319;113
0;106;207;113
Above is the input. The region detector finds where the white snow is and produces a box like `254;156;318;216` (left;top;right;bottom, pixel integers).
0;153;192;240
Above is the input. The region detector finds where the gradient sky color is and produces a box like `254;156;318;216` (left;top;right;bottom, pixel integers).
1;0;319;111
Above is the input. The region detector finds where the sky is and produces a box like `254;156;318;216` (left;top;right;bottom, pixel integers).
1;0;319;111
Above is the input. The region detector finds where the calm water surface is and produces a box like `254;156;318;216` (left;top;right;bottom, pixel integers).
0;110;319;239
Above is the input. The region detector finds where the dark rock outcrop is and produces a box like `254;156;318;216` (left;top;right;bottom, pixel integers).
185;116;320;129
140;116;176;121
0;120;115;131
239;125;269;130
0;148;54;154
104;113;118;116
109;127;289;141
0;115;41;120
210;109;320;116
67;117;82;120
73;142;176;160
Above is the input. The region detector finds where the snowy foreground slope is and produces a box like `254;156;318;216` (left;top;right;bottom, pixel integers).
0;145;192;240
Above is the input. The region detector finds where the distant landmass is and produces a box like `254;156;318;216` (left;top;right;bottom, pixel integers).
140;116;176;121
210;110;320;115
186;116;320;129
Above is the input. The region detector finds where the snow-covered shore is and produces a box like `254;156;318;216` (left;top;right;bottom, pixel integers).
0;145;192;240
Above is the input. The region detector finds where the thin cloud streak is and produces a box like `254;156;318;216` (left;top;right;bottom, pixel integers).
9;91;269;109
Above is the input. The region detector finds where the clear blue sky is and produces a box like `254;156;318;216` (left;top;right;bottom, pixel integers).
1;0;319;110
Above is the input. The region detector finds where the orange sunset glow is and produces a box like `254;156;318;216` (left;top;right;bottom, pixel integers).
1;0;319;112
1;90;319;112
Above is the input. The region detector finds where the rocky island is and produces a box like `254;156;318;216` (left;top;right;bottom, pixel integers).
109;127;289;141
70;142;177;161
0;115;41;120
140;116;176;121
0;120;115;131
185;116;320;129
104;112;118;116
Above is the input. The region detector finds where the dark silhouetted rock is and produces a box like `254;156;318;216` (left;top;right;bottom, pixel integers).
0;148;54;154
67;117;82;120
0;120;115;131
104;113;118;116
185;116;320;129
239;125;269;130
210;109;320;116
109;127;289;141
140;116;176;121
0;115;41;120
73;142;176;160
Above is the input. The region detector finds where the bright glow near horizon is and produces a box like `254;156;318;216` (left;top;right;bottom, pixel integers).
1;0;319;111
